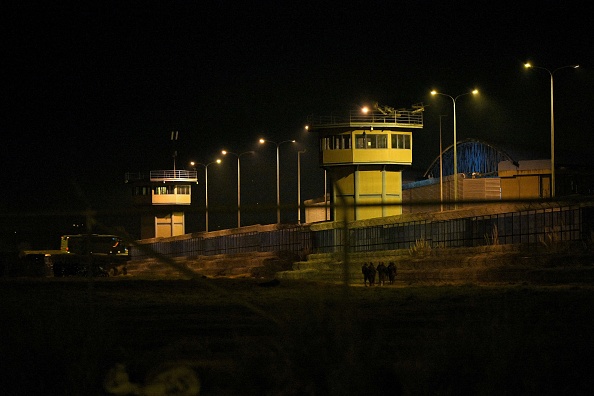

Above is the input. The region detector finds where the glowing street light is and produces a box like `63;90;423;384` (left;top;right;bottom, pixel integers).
221;150;255;228
430;89;479;208
297;149;306;224
524;62;579;198
190;159;221;232
439;114;448;212
259;138;296;224
304;124;328;221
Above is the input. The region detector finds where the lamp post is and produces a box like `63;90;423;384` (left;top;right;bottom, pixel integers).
221;150;255;228
430;89;479;208
259;138;296;224
171;130;179;172
306;124;327;220
439;114;448;212
524;62;579;198
297;149;306;224
190;159;221;232
324;169;328;221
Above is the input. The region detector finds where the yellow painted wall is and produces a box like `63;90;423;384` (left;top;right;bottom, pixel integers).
140;216;155;239
352;147;412;164
332;168;402;222
358;169;383;194
501;176;542;200
501;178;519;200
152;193;191;205
334;172;355;195
357;196;383;219
384;172;403;217
333;195;356;223
385;171;402;195
324;150;354;164
156;212;185;238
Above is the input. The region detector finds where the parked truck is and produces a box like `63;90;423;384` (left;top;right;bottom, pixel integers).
19;234;129;277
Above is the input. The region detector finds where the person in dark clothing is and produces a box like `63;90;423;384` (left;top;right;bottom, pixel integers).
387;261;397;285
362;262;369;286
367;262;376;286
377;262;387;286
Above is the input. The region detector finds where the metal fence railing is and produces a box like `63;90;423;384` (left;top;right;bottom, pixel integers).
308;109;424;129
124;170;198;183
130;203;594;259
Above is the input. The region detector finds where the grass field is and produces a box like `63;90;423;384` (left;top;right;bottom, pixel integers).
1;277;593;395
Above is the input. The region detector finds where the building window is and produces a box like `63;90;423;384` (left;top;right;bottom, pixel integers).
155;186;174;195
355;134;366;148
376;134;388;148
355;133;387;149
391;133;411;149
343;135;352;149
133;186;151;196
322;135;352;150
177;185;190;194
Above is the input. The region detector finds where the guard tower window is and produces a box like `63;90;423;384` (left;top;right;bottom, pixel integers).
355;133;387;149
133;186;151;196
355;134;366;148
343;135;352;149
376;134;388;148
155;186;175;195
391;133;411;149
322;135;352;150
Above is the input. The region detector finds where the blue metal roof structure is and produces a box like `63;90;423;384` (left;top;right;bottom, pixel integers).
423;138;520;179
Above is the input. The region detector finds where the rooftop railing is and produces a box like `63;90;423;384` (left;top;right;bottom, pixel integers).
309;109;424;129
125;170;198;183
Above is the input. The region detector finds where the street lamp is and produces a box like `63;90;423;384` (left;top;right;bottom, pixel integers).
305;125;328;221
524;62;579;198
259;138;296;224
430;89;479;208
297;149;306;224
221;150;255;228
439;114;448;212
190;159;221;232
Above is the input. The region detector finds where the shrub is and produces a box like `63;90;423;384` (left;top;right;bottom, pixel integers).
409;238;432;257
485;224;499;246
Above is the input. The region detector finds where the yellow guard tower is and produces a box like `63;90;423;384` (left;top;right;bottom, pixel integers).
309;103;424;222
125;169;197;239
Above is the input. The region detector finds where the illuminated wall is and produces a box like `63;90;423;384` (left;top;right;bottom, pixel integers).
332;165;404;222
499;160;551;199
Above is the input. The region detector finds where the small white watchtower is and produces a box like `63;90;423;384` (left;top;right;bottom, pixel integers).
125;131;199;239
125;170;197;239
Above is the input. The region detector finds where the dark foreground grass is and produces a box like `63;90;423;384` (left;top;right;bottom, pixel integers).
1;277;593;395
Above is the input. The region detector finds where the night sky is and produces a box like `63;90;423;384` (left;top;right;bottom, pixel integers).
2;1;593;247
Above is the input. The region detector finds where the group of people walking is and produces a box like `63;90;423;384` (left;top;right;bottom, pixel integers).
361;261;397;286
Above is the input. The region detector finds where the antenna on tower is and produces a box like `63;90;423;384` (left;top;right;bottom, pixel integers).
171;131;179;172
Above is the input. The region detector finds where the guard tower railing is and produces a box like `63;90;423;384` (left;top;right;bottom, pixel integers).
309;109;424;129
125;170;198;183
